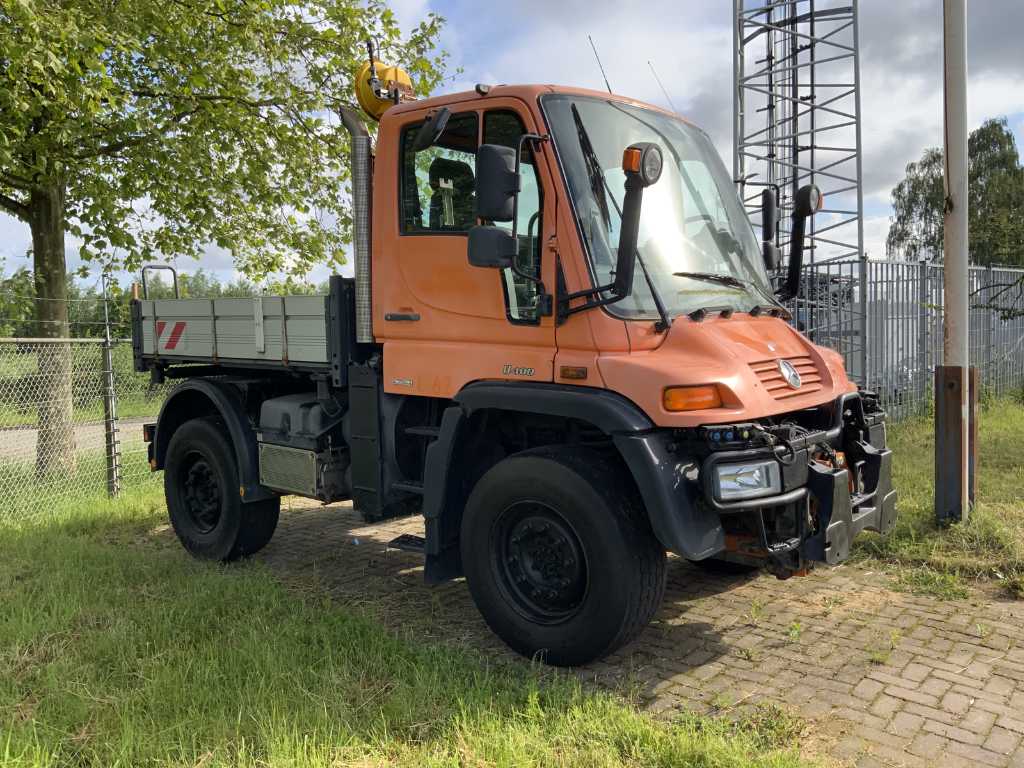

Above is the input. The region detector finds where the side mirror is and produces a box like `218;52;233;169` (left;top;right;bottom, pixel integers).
612;142;663;297
411;107;451;152
779;184;823;300
762;242;781;271
474;144;518;221
468;225;515;269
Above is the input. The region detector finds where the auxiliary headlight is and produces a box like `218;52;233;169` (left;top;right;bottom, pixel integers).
713;460;781;501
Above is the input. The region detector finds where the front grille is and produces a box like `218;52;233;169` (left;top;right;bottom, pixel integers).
750;355;823;400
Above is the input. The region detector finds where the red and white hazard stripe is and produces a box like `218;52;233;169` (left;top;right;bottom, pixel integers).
156;320;187;351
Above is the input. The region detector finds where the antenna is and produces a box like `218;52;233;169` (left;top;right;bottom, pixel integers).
648;60;677;113
587;35;613;94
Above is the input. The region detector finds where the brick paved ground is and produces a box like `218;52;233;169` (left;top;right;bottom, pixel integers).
254;501;1024;768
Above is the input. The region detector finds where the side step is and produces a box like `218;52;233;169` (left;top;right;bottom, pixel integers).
391;480;424;495
405;426;440;438
387;534;425;553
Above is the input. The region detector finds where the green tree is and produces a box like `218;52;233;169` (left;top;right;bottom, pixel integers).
0;0;446;474
887;118;1024;266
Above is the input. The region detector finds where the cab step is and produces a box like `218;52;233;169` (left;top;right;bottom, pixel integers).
404;426;441;438
391;480;424;495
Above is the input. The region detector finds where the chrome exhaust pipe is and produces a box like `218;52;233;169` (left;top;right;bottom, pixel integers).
338;106;373;344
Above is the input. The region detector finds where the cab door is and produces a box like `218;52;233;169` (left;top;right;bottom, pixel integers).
374;98;558;398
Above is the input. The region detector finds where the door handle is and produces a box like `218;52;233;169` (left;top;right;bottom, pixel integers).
385;312;420;322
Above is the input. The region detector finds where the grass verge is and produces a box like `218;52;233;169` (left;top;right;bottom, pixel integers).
854;395;1024;598
0;490;812;768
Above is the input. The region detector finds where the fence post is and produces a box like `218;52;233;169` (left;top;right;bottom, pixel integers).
858;252;869;389
101;339;121;497
917;261;929;412
985;264;995;391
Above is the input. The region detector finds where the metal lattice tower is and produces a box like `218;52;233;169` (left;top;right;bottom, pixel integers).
733;0;864;266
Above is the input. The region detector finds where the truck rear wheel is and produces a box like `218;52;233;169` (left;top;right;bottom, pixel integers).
460;446;666;666
164;417;279;561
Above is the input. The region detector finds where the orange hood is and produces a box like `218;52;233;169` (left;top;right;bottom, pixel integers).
596;314;855;427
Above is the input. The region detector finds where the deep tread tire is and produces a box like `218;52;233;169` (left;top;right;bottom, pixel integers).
460;446;666;666
165;418;279;561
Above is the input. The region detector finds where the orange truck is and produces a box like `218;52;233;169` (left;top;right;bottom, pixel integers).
132;63;896;666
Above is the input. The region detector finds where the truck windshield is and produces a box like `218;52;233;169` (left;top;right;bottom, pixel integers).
542;94;774;319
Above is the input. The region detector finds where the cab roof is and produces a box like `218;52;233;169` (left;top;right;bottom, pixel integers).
386;84;694;127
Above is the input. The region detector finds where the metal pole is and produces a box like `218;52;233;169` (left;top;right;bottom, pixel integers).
858;251;868;388
917;260;929;412
986;264;995;387
936;0;971;523
101;274;121;497
733;0;742;185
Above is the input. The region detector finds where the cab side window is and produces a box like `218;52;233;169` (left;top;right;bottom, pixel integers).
483;110;543;324
400;112;479;233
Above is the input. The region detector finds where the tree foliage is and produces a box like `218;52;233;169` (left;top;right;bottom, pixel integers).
0;0;447;277
886;118;1024;267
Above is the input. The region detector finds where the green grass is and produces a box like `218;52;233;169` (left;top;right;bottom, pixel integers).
854;395;1024;597
0;491;813;768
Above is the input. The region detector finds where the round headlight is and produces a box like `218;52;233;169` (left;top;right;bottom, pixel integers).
641;145;663;186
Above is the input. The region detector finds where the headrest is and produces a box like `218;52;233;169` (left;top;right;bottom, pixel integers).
429;157;474;190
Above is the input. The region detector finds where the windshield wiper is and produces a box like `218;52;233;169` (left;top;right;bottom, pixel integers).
672;271;747;289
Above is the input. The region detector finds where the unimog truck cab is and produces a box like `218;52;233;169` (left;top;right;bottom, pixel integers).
133;76;896;666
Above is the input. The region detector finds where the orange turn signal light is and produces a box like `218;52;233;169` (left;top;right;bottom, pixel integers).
663;385;723;412
622;147;642;173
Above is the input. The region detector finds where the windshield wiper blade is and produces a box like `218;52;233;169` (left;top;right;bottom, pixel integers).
672;271;747;289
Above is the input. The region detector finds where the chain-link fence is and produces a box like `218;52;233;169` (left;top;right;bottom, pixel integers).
2;260;1023;520
0;338;170;521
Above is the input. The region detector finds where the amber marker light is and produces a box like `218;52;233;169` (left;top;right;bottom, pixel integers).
663;385;723;412
622;147;642;174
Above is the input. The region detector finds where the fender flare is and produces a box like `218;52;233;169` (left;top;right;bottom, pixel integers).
422;381;724;577
153;378;274;503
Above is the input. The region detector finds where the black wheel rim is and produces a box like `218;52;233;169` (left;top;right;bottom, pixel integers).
493;501;588;624
180;452;222;534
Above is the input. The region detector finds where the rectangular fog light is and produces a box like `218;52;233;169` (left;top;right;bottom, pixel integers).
713;460;781;501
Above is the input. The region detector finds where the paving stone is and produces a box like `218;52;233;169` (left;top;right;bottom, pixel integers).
986;727;1023;756
853;678;885;701
889;710;925;738
942;690;973;715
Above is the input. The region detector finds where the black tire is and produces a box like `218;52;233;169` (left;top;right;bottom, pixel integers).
460;446;666;666
164;417;279;561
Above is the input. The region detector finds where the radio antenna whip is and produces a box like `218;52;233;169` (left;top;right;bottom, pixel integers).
648;60;677;113
588;35;613;94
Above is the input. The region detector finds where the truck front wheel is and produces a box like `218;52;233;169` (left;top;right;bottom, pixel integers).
164;417;279;561
460;446;666;666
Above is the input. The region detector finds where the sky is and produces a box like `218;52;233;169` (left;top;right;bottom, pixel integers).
1;0;1023;288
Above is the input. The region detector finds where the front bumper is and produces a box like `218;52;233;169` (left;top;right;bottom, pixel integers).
693;392;897;572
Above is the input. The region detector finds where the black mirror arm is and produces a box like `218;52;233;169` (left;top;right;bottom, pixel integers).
777;210;808;301
508;133;549;288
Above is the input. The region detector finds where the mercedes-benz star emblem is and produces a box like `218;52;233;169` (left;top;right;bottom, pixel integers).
778;359;802;389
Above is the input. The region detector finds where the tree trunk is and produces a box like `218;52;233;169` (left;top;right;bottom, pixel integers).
30;183;78;478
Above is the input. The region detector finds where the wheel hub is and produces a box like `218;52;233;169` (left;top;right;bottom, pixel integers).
182;456;221;534
497;503;587;622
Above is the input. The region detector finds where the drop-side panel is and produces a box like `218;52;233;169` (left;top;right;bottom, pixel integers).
137;295;330;367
